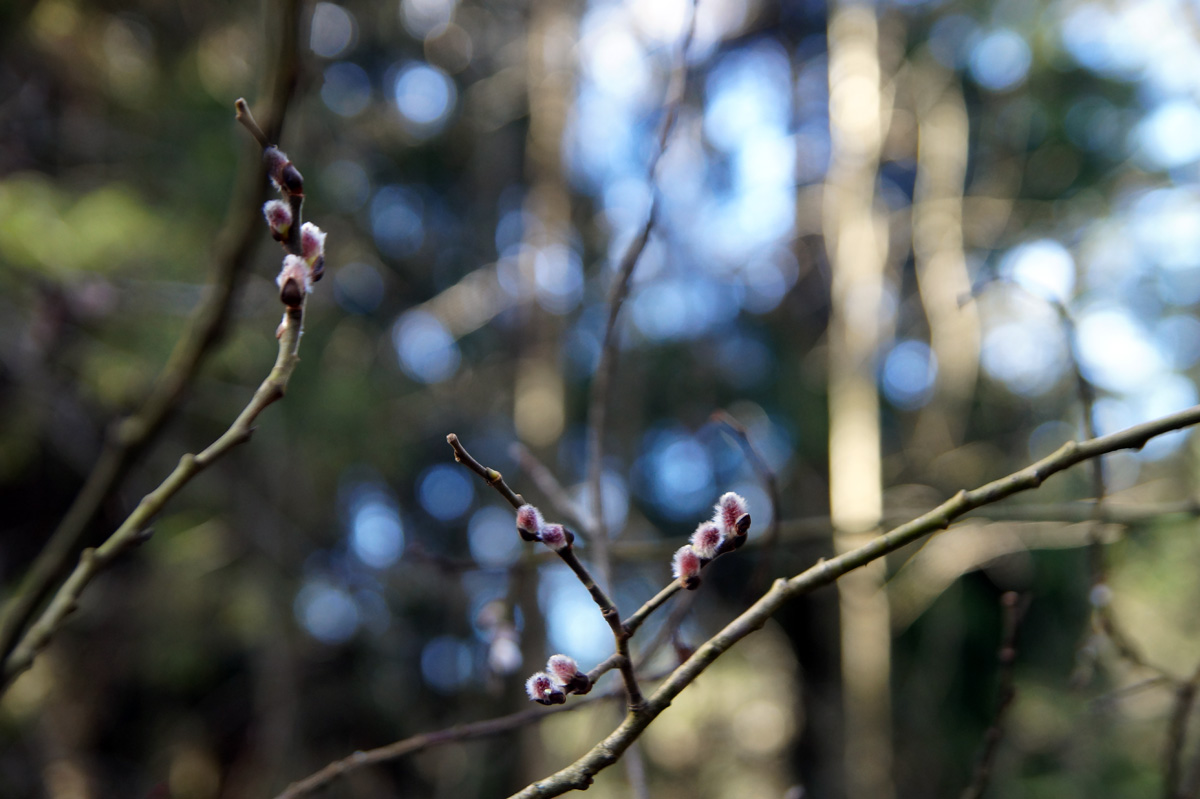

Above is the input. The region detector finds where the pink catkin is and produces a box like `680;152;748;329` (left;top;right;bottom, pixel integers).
715;492;749;536
276;254;311;308
525;672;563;705
262;200;292;237
515;504;544;539
672;545;702;588
539;523;571;551
690;520;723;560
546;654;580;685
301;222;326;264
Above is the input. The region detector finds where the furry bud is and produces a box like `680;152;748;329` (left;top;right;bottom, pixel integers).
714;492;751;540
264;146;304;196
525;672;565;705
515;504;544;542
276;254;311;309
262;200;293;241
301;222;327;281
690;520;723;561
547;654;591;695
539;523;574;552
672;545;702;590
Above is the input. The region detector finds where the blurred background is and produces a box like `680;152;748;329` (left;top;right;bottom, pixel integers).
3;0;1200;796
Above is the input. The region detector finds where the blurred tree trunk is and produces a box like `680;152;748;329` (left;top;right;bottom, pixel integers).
516;0;575;785
911;62;979;461
823;5;894;799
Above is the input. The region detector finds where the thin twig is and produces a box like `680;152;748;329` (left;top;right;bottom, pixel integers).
0;0;304;670
961;592;1024;799
712;410;782;594
2;92;313;689
633;590;695;671
1164;661;1200;799
1089;675;1177;710
447;435;645;710
512;443;594;535
505;403;1200;798
975;281;1176;686
3;307;304;689
584;4;696;588
623;582;681;639
447;434;526;509
623;741;650;799
272;682;626;799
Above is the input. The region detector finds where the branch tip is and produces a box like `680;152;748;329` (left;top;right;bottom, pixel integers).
234;98;271;148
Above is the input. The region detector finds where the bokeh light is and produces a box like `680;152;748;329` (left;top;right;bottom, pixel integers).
968;28;1032;92
417;463;475;521
881;340;938;410
310;2;357;58
294;581;360;645
468;505;522;567
392;310;460;383
392;62;457;136
321;61;371;118
420;635;475;693
1002;239;1076;304
333;261;384;315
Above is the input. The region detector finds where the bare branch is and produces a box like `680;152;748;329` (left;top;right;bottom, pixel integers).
1164;660;1200;799
446;435;644;710
961;591;1024;799
3;305;306;689
0;0;305;670
512;443;594;535
447;433;526;509
506;403;1200;798
712;410;782;593
272;682;629;799
2;88;316;689
584;3;696;587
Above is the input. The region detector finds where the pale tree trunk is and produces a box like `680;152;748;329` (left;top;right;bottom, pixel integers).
911;62;979;459
516;0;575;783
514;0;574;451
823;5;895;799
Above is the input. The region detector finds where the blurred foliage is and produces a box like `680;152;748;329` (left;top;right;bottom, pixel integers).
3;0;1200;797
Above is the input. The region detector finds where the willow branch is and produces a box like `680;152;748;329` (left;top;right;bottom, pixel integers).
712;410;782;594
1164;660;1200;799
0;0;304;667
272;666;673;799
3;305;305;689
512;443;593;534
506;404;1200;798
961;591;1023;799
446;434;644;709
2;92;312;689
623;582;681;639
273;682;624;799
584;5;696;587
447;434;526;509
